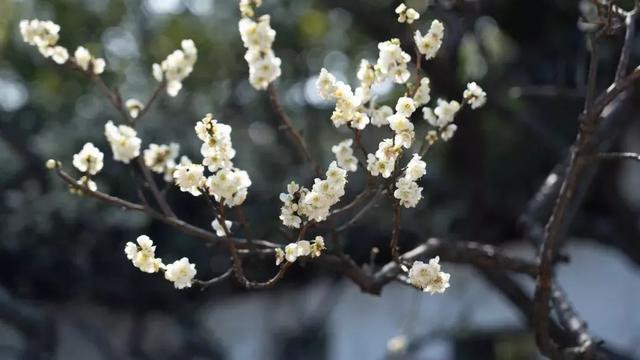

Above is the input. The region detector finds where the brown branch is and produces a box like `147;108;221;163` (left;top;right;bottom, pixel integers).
336;188;383;233
390;202;402;264
193;268;234;289
533;33;602;359
234;205;256;248
533;26;640;358
267;84;321;177
370;238;539;293
206;196;293;289
135;82;167;121
134;157;176;218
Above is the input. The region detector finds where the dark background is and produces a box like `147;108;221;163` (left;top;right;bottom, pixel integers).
1;0;640;359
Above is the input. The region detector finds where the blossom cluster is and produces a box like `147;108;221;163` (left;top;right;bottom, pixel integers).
238;2;282;90
104;120;142;164
275;236;326;265
408;257;450;294
394;154;427;208
331;139;358;172
74;46;105;75
71;142;105;192
124;235;197;289
152;40;198;97
19;19;66;63
20;19;106;74
279;161;348;228
143;143;180;182
414;20;445;61
395;3;420;24
173;114;251;207
317;68;369;129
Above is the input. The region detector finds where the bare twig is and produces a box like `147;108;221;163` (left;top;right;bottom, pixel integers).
267;84;322;176
390;202;402;264
135;82;167;121
193;268;234;289
533;23;640;357
336;188;383;233
135;157;177;218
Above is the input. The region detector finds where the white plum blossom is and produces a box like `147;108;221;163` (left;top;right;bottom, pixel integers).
310;236;325;257
277;236;325;265
370;105;393;127
296;240;312;257
124;235;164;274
104;121;141;164
356;59;376;102
376;38;411;84
196;114;236;172
279;162;347;227
316;68;337;99
46;46;68;64
395;96;416;117
463;82;487;109
152;39;198;96
322;78;365;128
434;99;461;126
284;243;299;263
350;111;370;130
76;176;98;192
72;142;104;175
205;168;252;207
164;257;197;289
405;154;426;181
441;124;457;141
423;107;437;126
74;46;105;74
388;113;415;148
143;143;179;175
125;99;144;119
275;248;285;265
331;139;358;172
238;15;282;90
367;138;400;178
425;130;439;145
395;3;420;24
173;163;205;196
212;218;232;237
408;257;450;294
413;77;431;106
414;20;445;60
19;19;63;59
394;177;423;208
279;182;303;228
239;0;263;17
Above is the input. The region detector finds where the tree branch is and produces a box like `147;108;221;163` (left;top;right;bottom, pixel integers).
267;84;321;177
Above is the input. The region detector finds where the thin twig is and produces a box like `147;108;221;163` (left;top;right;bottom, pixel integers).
193;268;234;289
135;82;167;121
135;157;177;218
336;188;382;233
267;84;321;177
390;202;402;264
